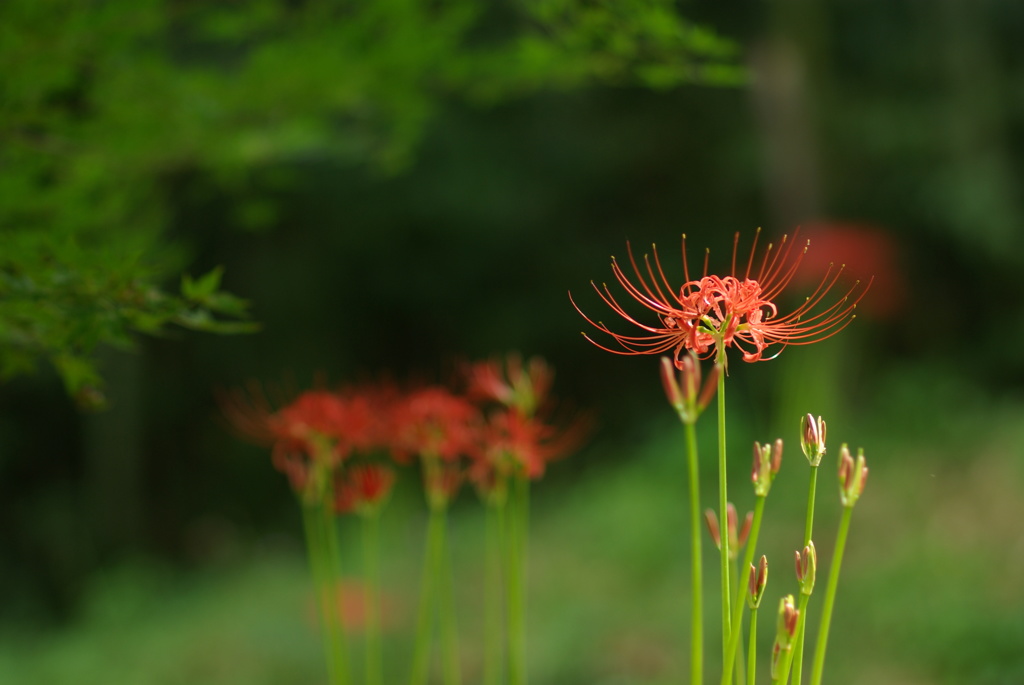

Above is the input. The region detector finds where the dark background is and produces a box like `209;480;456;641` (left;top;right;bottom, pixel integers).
2;2;1023;683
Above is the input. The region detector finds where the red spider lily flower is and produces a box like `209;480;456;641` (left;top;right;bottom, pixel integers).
472;406;588;484
423;460;464;509
465;353;554;418
334;463;397;515
390;386;483;463
221;383;394;499
571;229;871;367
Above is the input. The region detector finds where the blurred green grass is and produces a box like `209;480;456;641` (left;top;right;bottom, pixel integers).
3;382;1023;685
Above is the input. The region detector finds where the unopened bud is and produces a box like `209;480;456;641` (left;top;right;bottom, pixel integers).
771;594;800;679
838;444;868;508
704;508;721;548
800;414;827;467
748;554;768;609
660;357;685;413
795;540;817;595
752;439;783;497
698;363;722;412
661;353;715;424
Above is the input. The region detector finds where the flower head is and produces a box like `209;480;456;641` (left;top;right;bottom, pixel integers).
334;463;397;516
572;229;870;367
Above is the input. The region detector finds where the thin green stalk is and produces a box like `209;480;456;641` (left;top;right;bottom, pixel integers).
436;508;462;685
484;500;505;685
716;359;732;665
303;504;342;685
409;507;443;685
731;558;746;685
506;476;529;685
791;466;819;685
362;512;383;685
321;498;351;685
720;496;766;685
809;506;854;685
747;607;758;685
683;419;703;685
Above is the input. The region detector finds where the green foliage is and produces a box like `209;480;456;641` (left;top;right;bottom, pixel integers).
0;0;743;404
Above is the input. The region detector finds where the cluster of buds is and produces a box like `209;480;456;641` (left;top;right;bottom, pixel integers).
660;353;720;424
751;439;783;496
771;594;801;680
800;413;827;467
838;444;869;507
748;554;769;609
704;503;753;560
795;540;817;596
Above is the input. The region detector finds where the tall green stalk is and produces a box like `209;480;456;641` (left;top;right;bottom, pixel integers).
720;496;766;685
320;497;351;685
683;419;703;685
362;512;383;685
409;507;443;685
746;606;758;685
809;506;853;685
437;509;462;685
506;475;529;685
484;500;505;685
303;503;344;685
791;466;819;685
716;360;732;664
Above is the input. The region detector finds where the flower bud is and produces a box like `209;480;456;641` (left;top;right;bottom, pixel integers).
661;353;719;424
752;439;783;497
838;444;868;508
748;554;768;609
704;508;721;549
795;540;817;596
771;594;800;679
800;414;827;466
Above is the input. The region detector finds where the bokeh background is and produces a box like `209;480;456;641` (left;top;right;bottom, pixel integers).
3;1;1024;683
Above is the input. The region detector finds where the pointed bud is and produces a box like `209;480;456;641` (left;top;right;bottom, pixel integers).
838;444;868;507
800;414;827;467
795;540;817;595
771;594;800;679
737;511;753;549
752;439;783;497
697;362;722;412
704;508;721;549
660;357;685;412
748;554;768;609
679;352;701;404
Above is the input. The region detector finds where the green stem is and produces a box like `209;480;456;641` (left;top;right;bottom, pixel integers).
303;504;342;685
716;357;731;667
506;476;529;685
683;419;704;685
791;467;819;685
362;512;383;685
809;506;854;685
436;508;462;685
484;500;505;685
720;496;766;685
747;607;758;685
731;558;746;685
409;507;442;685
320;500;351;685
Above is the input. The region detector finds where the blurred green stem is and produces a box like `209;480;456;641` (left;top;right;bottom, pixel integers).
683;419;704;685
484;500;506;685
409;506;442;685
437;508;462;685
506;475;529;685
320;496;351;685
809;506;854;685
362;511;383;685
303;503;343;685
